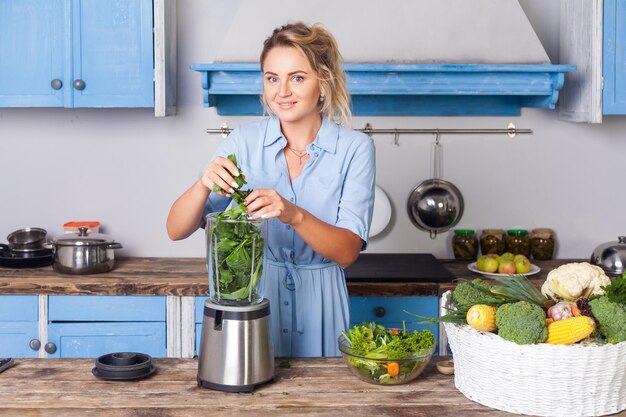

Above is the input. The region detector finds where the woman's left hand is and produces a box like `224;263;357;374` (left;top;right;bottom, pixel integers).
244;189;298;224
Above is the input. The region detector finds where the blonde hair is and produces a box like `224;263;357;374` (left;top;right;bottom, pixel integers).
260;22;352;126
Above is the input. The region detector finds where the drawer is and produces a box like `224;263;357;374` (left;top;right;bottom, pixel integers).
349;296;439;344
0;295;38;321
349;296;438;324
48;321;166;358
49;295;166;322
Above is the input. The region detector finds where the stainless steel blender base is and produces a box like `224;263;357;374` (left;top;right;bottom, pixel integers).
197;298;274;392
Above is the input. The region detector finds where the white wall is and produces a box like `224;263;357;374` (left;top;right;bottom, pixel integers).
1;0;624;260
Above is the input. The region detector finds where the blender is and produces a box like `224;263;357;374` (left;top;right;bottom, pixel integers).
197;213;274;392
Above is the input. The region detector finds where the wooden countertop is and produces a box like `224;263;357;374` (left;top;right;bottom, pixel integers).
2;357;610;417
0;257;581;296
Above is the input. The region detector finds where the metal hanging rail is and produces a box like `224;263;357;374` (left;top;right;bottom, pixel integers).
206;122;532;142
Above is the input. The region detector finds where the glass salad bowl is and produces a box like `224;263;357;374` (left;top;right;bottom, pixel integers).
337;331;435;385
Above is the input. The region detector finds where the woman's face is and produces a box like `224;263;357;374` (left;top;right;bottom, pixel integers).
262;46;322;126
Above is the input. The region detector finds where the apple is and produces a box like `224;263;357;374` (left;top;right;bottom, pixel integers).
476;255;487;271
513;254;527;263
498;259;516;274
497;252;515;264
481;257;499;273
514;255;531;274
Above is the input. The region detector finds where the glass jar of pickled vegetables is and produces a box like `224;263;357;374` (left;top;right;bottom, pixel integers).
452;229;478;260
505;229;530;256
479;229;506;255
530;228;555;260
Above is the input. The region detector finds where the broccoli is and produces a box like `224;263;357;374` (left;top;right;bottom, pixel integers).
495;301;547;345
452;278;494;305
589;296;626;344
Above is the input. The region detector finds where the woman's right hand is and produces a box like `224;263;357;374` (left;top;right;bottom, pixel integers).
200;156;241;196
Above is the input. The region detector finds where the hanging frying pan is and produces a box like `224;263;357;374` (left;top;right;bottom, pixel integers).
407;132;464;239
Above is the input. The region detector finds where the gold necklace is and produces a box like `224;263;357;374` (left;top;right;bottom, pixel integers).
286;146;309;166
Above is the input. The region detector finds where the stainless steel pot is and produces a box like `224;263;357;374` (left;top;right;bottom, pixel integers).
407;134;464;239
591;236;626;277
45;227;122;275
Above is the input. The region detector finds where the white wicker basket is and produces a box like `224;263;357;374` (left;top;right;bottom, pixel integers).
441;291;626;417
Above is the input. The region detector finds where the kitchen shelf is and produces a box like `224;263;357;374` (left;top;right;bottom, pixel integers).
190;63;576;117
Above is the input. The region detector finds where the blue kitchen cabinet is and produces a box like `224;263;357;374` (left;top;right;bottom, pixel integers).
560;0;626;120
603;0;626;114
0;295;39;358
47;295;167;358
0;0;154;108
194;295;439;356
349;296;439;350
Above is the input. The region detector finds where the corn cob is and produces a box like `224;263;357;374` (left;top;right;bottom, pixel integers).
466;304;497;332
546;316;595;345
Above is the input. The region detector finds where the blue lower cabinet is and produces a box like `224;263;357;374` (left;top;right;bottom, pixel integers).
349;296;439;350
0;295;39;358
194;296;209;356
47;295;167;358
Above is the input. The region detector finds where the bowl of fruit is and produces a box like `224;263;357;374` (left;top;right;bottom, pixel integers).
338;322;435;385
468;252;540;278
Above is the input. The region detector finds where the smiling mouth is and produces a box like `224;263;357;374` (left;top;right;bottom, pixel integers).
277;101;297;109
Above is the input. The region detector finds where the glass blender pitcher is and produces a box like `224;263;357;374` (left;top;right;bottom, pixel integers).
205;212;268;306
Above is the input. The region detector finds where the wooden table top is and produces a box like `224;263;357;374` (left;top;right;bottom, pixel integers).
0;257;580;296
2;357;611;417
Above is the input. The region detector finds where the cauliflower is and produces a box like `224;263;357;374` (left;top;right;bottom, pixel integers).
452;278;493;306
541;262;611;301
589;296;626;344
495;301;547;345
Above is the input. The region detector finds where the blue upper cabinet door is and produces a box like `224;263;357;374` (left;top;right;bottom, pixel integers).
603;0;626;114
72;0;154;107
0;0;66;107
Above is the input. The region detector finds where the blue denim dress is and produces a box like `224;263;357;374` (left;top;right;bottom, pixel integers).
203;117;376;357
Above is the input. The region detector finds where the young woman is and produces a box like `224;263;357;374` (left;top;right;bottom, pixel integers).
167;22;375;357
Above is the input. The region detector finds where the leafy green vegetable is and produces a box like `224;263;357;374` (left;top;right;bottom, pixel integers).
208;154;264;303
340;322;435;384
603;272;626;304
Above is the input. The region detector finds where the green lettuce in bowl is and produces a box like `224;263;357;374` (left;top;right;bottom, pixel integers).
338;322;435;385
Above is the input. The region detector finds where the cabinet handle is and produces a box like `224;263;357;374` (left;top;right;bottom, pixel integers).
29;339;41;351
374;306;386;317
73;79;86;91
44;342;57;354
50;79;63;90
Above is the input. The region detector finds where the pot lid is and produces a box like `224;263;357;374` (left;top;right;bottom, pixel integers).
54;227;116;246
591;236;626;276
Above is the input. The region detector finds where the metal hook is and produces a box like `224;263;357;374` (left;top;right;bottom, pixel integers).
220;123;229;139
507;122;517;139
363;123;373;137
435;128;441;145
393;129;400;146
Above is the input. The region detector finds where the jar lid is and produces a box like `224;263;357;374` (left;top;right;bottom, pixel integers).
54;227;115;246
454;229;475;234
507;229;528;235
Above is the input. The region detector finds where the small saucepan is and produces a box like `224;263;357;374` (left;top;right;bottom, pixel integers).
407;134;464;239
7;227;47;250
45;227;123;275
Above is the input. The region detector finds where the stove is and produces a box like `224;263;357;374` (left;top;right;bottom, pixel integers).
344;253;454;283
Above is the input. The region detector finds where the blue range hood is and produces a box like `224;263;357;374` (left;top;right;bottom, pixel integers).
190;63;575;117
